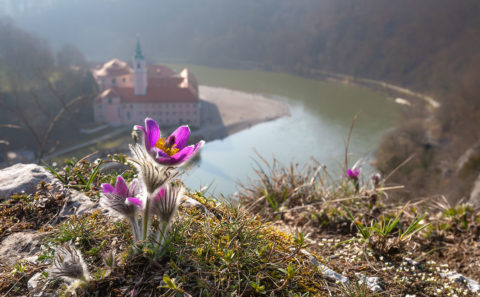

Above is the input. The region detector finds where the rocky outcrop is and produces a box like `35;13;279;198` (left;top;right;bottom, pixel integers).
0;163;98;265
0;163;62;201
0;231;47;266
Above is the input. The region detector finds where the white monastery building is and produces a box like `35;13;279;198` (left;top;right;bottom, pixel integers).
92;40;200;127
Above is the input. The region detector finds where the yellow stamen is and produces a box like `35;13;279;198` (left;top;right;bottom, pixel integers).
155;137;179;157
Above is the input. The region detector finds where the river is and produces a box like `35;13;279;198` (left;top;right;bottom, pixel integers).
169;65;401;196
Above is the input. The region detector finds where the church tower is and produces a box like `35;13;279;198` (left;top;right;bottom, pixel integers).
133;38;147;95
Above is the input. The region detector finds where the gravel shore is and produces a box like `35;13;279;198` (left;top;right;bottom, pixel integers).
195;86;291;141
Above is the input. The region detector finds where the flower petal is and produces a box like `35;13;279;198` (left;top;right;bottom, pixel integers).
115;176;128;198
133;125;145;133
127;197;142;207
168;125;190;150
346;169;353;177
101;183;115;194
169;140;204;165
145;118;160;150
128;179;140;197
159;187;166;199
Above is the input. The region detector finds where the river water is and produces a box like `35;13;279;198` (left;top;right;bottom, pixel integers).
170;65;401;196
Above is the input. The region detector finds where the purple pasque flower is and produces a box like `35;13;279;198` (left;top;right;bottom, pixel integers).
101;176;142;219
346;168;360;180
134;118;204;167
151;181;184;223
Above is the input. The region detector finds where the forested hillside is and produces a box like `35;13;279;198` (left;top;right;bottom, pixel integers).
3;0;480;201
0;19;97;161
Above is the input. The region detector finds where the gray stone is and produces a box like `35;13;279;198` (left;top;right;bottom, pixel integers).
0;163;61;201
441;271;480;293
301;250;349;286
28;272;54;297
0;231;47;266
356;273;384;292
0;163;99;223
55;189;98;222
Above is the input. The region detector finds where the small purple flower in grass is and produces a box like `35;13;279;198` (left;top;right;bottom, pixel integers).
134;118;204;167
101;176;142;240
346;168;360;180
346;168;360;193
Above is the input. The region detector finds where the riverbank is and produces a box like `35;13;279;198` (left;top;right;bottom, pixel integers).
304;68;440;109
196;86;291;141
41;86;290;162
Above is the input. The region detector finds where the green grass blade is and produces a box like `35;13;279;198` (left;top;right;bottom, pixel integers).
41;160;66;184
86;162;102;189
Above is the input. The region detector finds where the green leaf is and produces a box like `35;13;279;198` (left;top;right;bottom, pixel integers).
86;162;102;189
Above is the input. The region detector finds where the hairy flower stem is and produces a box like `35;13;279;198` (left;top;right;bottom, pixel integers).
142;196;152;241
129;217;141;242
154;220;169;258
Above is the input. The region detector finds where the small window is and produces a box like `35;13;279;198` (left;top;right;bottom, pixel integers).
122;78;126;83
108;98;112;104
137;63;140;68
112;78;116;85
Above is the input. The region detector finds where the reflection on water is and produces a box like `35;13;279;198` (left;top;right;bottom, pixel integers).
173;65;400;196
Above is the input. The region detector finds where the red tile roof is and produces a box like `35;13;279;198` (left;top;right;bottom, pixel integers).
94;59;199;103
95;59;133;77
110;85;198;103
147;64;176;78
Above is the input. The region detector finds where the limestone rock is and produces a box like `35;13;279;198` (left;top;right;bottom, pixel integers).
55;189;98;223
0;163;61;201
0;231;47;266
357;273;384;293
441;271;480;293
301;250;349;286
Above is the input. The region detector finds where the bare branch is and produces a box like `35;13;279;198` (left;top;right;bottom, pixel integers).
0;124;21;129
344;111;361;172
29;90;53;119
38;94;91;160
36;67;68;110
